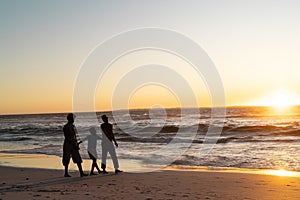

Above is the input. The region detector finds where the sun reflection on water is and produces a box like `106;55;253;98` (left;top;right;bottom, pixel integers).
266;169;300;177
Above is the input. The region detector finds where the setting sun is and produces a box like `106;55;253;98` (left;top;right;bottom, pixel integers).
250;89;300;112
269;90;295;108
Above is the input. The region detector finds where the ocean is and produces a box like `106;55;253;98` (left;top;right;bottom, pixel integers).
1;107;300;171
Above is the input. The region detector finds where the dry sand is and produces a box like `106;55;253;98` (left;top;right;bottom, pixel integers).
1;166;300;200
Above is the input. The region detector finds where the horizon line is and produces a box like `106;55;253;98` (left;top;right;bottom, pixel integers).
2;104;300;116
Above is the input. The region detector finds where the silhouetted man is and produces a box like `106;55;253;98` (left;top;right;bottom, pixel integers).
100;114;122;174
62;113;87;177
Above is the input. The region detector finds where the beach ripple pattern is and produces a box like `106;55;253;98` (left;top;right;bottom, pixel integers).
73;28;226;172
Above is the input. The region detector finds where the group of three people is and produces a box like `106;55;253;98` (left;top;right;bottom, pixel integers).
62;113;122;177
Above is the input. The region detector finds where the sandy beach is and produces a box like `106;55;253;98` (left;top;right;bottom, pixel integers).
1;164;300;200
2;0;300;199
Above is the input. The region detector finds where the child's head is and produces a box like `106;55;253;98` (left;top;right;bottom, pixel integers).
89;127;97;135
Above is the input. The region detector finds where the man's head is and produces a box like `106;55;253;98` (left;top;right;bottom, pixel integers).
67;113;75;123
101;114;108;123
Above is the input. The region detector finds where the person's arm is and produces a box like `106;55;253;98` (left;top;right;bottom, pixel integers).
101;123;118;147
96;134;101;140
81;136;88;142
112;135;118;147
110;124;118;147
73;126;82;148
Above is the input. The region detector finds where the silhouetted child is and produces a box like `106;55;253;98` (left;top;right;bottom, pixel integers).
83;127;102;175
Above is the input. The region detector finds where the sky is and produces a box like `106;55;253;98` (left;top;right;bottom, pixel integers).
1;0;300;114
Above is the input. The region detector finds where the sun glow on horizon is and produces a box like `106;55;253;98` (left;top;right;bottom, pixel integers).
249;89;300;112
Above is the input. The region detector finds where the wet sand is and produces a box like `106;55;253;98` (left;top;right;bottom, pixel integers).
1;165;300;200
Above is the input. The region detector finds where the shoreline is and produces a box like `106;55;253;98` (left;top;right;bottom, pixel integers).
2;152;300;199
0;152;154;173
1;152;300;177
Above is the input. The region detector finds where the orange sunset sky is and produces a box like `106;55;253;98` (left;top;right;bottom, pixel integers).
1;1;300;114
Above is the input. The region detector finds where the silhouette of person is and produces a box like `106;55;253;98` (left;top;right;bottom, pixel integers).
100;114;122;174
82;127;102;175
62;113;87;177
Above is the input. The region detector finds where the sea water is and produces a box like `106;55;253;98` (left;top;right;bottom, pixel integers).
1;107;300;171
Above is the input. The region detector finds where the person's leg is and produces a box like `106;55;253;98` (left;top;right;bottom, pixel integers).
88;151;96;175
64;165;71;177
101;145;108;173
72;149;87;177
94;160;101;173
90;158;100;175
77;163;88;177
108;145;122;174
63;151;71;177
90;161;95;175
